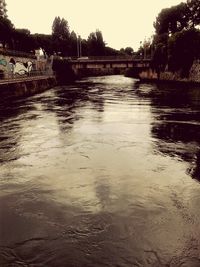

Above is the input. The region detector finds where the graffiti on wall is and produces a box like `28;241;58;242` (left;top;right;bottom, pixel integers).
0;58;7;67
9;58;33;75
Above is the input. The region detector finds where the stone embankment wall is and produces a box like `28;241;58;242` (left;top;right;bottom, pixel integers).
138;68;158;80
138;60;200;84
0;51;56;99
0;77;57;99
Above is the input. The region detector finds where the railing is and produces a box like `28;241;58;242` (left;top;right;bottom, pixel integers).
0;70;55;83
88;56;136;60
66;55;152;61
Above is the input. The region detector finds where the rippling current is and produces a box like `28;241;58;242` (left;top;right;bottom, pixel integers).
0;76;200;267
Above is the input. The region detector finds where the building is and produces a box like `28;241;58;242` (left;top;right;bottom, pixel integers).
0;0;7;18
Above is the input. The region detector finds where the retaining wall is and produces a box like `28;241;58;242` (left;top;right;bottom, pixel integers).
138;61;200;84
0;77;57;100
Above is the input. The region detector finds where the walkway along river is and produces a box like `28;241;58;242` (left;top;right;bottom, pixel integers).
0;75;200;266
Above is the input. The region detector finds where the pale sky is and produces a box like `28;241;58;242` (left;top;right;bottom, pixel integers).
6;0;185;50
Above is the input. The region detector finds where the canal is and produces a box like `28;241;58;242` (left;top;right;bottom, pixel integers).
0;75;200;266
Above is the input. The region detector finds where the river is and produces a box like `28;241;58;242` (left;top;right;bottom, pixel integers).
0;75;200;266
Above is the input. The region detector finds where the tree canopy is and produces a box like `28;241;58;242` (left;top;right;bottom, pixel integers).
52;17;70;41
0;14;133;57
87;30;106;56
0;16;14;48
187;0;200;27
154;3;191;35
152;0;200;77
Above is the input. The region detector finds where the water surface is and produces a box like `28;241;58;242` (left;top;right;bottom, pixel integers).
0;76;200;266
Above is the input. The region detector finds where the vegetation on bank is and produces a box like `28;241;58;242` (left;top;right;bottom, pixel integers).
152;0;200;77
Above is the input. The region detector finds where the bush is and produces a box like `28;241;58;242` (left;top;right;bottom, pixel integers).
168;29;200;77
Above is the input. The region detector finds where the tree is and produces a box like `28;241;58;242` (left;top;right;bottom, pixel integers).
105;46;119;56
52;16;70;56
154;3;190;35
69;31;78;56
0;16;14;48
0;0;7;18
52;16;70;40
87;30;106;56
168;28;200;76
152;0;200;78
80;39;88;57
187;0;200;27
33;33;53;56
152;42;168;75
12;29;36;52
124;47;134;55
95;30;105;55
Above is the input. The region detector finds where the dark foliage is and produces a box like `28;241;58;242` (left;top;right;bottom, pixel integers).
168;28;200;76
0;16;14;48
152;0;200;77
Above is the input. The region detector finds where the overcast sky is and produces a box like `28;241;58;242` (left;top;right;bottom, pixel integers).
6;0;185;50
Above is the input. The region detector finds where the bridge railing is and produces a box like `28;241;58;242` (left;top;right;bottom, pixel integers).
0;70;55;83
62;55;152;61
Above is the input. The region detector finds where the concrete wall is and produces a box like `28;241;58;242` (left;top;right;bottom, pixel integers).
71;61;135;77
72;62;134;70
74;67;126;77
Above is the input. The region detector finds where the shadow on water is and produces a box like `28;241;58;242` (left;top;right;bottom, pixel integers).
0;176;169;267
0;80;106;165
0;95;43;164
134;81;200;181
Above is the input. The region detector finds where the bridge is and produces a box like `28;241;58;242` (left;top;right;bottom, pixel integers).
53;55;155;81
68;56;152;74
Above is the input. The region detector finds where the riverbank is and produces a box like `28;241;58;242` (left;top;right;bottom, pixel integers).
135;60;200;85
0;76;57;99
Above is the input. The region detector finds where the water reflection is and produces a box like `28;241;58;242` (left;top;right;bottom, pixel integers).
95;176;111;210
0;97;42;164
135;81;200;182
